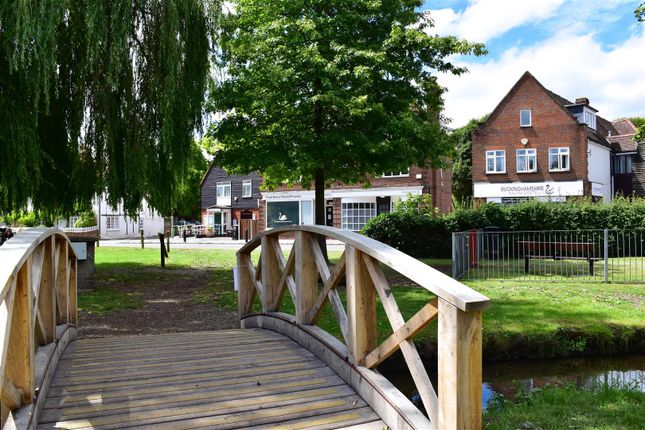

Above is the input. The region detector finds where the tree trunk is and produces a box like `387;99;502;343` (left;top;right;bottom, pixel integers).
314;168;325;226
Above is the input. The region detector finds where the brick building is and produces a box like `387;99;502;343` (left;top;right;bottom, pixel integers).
472;71;638;204
259;166;452;233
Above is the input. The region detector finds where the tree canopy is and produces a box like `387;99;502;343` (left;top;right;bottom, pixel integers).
209;0;485;223
450;118;481;206
0;0;218;217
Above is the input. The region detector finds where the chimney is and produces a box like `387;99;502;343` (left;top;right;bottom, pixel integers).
575;97;590;105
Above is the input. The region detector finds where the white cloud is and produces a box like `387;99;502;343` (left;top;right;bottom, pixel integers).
439;30;645;127
429;0;565;42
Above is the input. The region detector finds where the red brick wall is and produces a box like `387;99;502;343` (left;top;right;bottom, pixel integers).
472;75;589;192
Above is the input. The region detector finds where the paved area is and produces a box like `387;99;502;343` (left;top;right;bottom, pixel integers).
97;236;347;251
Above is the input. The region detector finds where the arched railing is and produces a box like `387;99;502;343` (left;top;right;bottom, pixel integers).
0;229;77;429
236;225;491;430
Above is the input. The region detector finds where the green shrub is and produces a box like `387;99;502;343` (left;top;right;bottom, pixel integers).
363;197;645;258
74;210;97;227
2;210;42;227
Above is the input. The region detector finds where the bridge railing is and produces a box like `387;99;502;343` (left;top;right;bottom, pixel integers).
236;225;490;430
0;228;78;429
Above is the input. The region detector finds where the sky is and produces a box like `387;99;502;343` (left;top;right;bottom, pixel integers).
420;0;645;128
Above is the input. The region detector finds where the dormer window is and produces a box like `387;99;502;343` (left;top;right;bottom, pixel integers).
568;104;597;130
520;110;531;127
583;108;596;130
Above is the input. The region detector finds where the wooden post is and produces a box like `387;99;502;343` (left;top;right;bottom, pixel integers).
140;230;144;249
5;264;35;407
158;233;168;269
261;236;282;312
438;299;483;430
294;231;318;325
236;254;255;320
166;234;170;254
55;239;68;324
345;246;377;365
38;238;56;343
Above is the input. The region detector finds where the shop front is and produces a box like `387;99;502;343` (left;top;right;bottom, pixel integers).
473;180;584;204
204;207;231;235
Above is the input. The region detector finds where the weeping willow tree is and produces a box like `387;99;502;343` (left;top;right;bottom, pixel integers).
0;0;218;218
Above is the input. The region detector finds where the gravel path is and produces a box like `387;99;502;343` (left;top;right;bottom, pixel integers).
78;268;238;338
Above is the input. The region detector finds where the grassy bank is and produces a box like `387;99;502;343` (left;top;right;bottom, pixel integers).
87;247;644;359
484;384;645;430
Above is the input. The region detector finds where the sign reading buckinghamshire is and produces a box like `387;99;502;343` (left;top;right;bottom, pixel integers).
473;180;584;198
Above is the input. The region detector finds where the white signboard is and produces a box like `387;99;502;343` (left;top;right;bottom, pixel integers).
71;242;87;260
474;181;583;198
591;182;604;197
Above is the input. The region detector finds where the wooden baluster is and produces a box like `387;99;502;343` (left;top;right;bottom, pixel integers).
4;263;35;409
37;238;56;343
236;253;255;320
55;239;68;324
69;256;78;325
345;246;376;365
261;236;282;312
438;299;483;430
294;231;318;325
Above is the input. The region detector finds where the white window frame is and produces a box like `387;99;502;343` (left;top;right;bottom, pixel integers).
549;147;570;172
516;148;537;173
382;168;410;178
106;215;120;231
242;180;252;198
486;150;506;174
216;181;231;198
341;202;377;231
520;109;532;127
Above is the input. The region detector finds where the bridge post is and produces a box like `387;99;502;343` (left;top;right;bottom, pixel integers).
438;299;483;430
295;232;318;324
261;236;282;312
236;254;255;319
345;246;377;365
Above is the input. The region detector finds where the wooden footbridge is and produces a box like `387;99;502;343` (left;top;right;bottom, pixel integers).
1;227;490;430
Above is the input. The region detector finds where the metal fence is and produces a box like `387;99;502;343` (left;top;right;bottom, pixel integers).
452;229;645;283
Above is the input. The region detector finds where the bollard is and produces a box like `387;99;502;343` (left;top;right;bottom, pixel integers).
166;233;170;253
182;228;187;243
140;230;144;249
158;233;168;268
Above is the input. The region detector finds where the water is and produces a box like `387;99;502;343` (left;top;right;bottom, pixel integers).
380;355;645;412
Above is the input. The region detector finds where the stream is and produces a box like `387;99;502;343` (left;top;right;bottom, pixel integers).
380;354;645;411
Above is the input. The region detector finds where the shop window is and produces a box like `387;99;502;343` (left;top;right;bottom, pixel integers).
242;180;252;197
548;147;570;172
486;150;506;174
341;202;376;231
516;148;537;173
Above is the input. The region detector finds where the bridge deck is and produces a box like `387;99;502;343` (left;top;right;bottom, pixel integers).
38;329;385;430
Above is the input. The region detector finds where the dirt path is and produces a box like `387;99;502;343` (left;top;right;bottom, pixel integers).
79;268;238;338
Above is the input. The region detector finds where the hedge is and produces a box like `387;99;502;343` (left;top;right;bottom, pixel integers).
363;198;645;258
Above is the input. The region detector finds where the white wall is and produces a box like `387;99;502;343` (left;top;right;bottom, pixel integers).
587;141;612;202
95;197;165;238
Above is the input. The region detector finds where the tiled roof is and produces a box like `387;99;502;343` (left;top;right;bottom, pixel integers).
612;119;638;136
608;134;638;153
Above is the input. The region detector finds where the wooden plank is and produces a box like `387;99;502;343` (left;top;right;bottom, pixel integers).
345;246;377;365
295;231;318;325
30;245;45;299
237;253;256;318
47;366;336;408
68;258;77;325
306;252;346;324
272;241;296;310
4;264;34;406
244;408;380;430
55;240;68;324
36;238;56;343
261;236;282;312
438;299;483;430
310;235;331;281
42;383;355;424
364;299;438;368
52;396;369;430
0;378;22;410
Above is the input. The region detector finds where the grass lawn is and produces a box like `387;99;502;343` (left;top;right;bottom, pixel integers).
88;247;644;358
483;384;644;430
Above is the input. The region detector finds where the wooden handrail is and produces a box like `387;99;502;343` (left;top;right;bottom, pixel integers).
236;225;491;430
0;228;78;429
